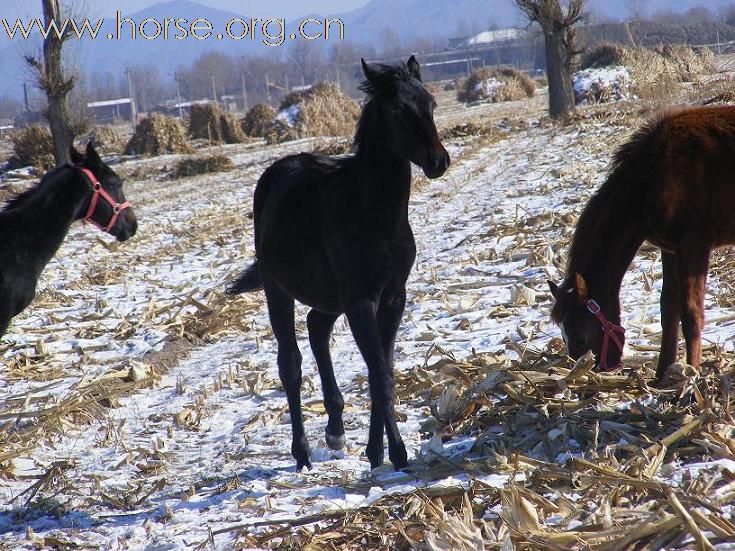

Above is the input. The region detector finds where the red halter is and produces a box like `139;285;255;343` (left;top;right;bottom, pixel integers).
77;167;130;233
586;299;625;371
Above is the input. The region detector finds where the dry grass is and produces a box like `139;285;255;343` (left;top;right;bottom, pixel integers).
172;154;234;179
581;42;715;102
208;344;735;550
241;103;277;138
220;112;246;144
9;125;54;170
270;82;361;144
440;121;504;143
458;67;536;104
189;103;246;145
125;114;194;157
89;126;125;155
582;42;628;69
310;138;353;156
697;78;735;105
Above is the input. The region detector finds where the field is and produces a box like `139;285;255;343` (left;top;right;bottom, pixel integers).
1;82;735;550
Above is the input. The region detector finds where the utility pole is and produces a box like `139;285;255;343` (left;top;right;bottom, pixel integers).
264;72;272;104
125;67;137;130
210;73;218;105
23;82;30;112
174;72;184;119
241;70;249;112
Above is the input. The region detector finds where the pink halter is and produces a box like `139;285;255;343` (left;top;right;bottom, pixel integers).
77;167;130;233
585;299;625;371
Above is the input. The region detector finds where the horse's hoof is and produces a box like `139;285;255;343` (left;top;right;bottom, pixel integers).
390;447;408;470
326;431;346;451
368;453;384;470
296;458;313;471
293;439;312;471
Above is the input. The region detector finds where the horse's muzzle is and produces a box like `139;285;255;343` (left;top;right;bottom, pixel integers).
115;211;138;242
423;148;451;179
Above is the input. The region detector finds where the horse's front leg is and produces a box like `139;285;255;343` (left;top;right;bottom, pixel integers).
345;298;408;470
676;244;710;370
0;315;10;340
657;252;681;378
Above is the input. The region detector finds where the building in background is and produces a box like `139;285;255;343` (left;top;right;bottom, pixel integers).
87;98;135;124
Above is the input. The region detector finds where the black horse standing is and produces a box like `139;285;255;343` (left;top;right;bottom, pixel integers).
229;57;450;470
0;143;137;338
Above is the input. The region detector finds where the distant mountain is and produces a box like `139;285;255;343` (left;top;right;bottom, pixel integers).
590;0;735;21
0;0;732;99
335;0;523;45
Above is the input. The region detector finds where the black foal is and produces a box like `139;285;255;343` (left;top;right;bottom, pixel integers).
228;56;450;470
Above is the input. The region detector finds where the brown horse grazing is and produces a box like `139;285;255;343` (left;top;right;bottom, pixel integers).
549;105;735;378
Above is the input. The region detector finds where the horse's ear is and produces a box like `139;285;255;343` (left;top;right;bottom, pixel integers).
85;141;102;167
361;58;378;82
407;55;422;81
548;280;560;298
574;273;589;303
69;144;84;165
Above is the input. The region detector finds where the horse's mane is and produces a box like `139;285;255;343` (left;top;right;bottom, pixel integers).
565;112;669;278
2;164;70;212
353;61;416;153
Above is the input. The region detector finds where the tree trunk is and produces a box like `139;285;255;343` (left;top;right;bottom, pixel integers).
42;0;74;166
544;30;576;120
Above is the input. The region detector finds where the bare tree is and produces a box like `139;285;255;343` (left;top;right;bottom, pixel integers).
722;3;735;26
628;0;650;22
0;96;22;120
25;0;76;166
379;28;402;57
287;40;324;86
516;0;585;120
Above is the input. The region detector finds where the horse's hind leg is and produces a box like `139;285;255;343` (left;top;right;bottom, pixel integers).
676;244;710;370
657;252;681;378
264;283;310;470
307;309;345;451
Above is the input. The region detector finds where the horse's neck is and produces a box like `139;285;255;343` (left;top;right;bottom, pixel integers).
10;171;88;272
570;208;644;317
354;153;412;225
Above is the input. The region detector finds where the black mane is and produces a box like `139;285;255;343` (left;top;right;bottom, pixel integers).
2;164;71;212
358;62;415;97
353;61;418;153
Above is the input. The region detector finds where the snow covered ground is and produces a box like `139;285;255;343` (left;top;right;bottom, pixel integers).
1;94;734;549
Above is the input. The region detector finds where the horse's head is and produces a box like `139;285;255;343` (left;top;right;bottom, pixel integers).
549;273;625;371
71;143;138;242
359;56;450;179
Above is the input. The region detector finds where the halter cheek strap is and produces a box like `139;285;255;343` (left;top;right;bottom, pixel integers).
77;167;130;233
586;299;625;371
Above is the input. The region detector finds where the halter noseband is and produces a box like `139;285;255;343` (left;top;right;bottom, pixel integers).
585;299;625;371
77;166;130;233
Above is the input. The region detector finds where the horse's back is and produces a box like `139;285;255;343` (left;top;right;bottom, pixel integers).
253;153;348;311
626;105;735;244
252;151;415;312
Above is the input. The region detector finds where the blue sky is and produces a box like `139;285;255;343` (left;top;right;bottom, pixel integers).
0;0;371;21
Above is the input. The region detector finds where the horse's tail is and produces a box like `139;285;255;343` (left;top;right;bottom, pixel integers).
226;261;263;294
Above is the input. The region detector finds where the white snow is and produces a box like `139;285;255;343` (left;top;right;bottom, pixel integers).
573;66;632;105
0;103;732;548
275;104;301;127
